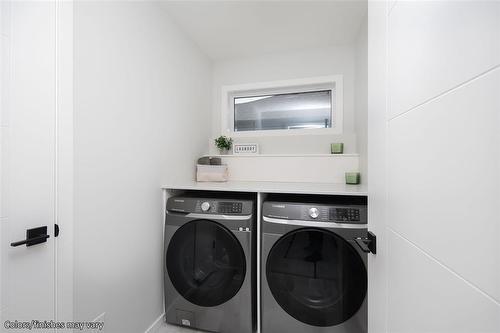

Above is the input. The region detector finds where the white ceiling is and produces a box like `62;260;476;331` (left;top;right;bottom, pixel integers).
160;1;367;61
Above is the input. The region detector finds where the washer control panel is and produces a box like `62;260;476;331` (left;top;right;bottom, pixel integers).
166;196;252;215
264;201;367;224
195;200;244;214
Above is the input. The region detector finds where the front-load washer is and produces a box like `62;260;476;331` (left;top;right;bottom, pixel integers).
262;196;368;333
164;194;255;332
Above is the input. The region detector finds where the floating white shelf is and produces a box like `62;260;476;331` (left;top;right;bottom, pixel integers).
204;153;359;158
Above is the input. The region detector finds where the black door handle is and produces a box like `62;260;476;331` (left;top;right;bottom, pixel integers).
354;231;377;254
10;226;50;247
355;237;371;252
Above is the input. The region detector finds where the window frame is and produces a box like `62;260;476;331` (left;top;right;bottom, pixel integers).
221;75;343;137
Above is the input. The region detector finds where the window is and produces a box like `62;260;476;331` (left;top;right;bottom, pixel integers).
234;90;332;132
221;75;343;137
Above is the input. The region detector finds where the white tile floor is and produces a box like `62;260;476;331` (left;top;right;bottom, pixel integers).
157;322;203;333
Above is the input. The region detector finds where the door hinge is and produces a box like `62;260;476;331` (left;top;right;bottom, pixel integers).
54;224;60;237
355;231;376;254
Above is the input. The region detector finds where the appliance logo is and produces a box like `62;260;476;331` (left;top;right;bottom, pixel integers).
271;204;286;209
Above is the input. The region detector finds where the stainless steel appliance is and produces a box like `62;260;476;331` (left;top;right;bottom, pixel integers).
164;194;255;332
262;196;370;333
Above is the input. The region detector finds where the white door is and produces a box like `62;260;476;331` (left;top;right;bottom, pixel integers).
368;1;500;332
1;1;67;330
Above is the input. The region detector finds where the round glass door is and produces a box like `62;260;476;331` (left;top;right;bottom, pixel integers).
266;228;367;327
167;220;246;307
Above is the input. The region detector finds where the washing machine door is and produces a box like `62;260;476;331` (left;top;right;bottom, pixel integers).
266;228;367;327
166;219;246;307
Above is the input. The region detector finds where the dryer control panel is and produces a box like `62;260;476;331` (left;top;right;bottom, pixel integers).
263;201;367;224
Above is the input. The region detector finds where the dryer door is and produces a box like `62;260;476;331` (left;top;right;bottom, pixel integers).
167;219;246;307
266;228;367;327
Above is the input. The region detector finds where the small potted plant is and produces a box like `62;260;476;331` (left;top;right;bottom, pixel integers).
214;135;233;155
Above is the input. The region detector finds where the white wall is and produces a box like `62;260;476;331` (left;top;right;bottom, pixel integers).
370;1;500;332
74;2;212;332
354;19;368;183
214;155;359;184
210;46;359;155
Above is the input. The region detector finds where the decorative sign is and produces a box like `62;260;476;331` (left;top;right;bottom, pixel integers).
233;143;259;155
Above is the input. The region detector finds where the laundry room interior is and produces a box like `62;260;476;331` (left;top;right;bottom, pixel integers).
0;1;498;333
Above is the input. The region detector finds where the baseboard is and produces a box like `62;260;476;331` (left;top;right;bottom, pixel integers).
145;313;165;333
92;312;106;322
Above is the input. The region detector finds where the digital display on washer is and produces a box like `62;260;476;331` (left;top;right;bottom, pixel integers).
330;208;360;222
218;202;243;214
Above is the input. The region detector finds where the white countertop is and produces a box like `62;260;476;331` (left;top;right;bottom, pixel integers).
162;180;367;196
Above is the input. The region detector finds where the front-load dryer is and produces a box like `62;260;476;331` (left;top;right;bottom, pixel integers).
262;196;368;333
164;194;255;332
